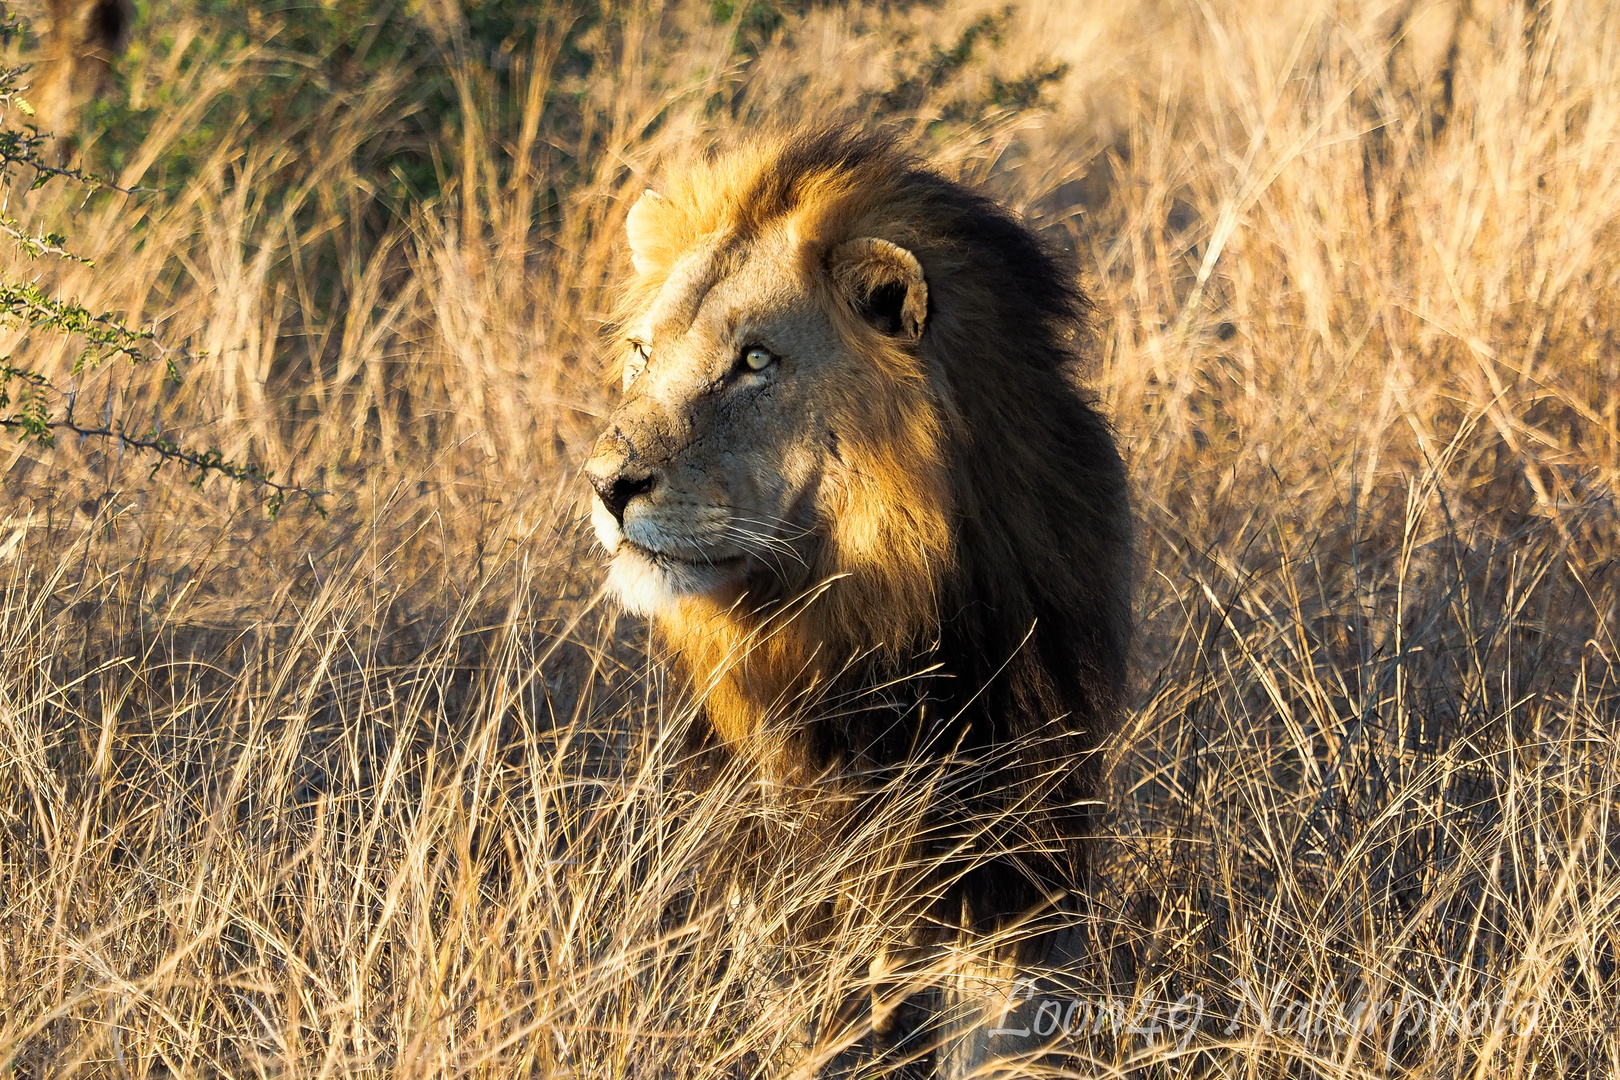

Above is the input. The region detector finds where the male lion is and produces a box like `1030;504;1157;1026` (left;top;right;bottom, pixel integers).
583;127;1131;1072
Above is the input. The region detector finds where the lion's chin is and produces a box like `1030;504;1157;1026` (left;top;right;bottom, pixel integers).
605;544;745;616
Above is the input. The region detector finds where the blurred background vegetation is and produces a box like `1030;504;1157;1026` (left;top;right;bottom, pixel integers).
0;0;1616;1076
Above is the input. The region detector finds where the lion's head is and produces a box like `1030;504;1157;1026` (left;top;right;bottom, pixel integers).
586;146;952;640
584;129;1131;808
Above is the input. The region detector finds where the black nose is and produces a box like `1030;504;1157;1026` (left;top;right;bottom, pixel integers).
586;467;657;524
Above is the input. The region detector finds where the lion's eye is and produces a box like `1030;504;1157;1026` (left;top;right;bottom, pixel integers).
741;346;775;373
624;341;651;389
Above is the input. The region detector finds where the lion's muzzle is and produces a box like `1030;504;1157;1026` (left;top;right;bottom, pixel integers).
583;414;753;614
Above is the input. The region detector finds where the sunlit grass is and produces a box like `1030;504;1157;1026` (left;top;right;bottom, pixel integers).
1;1;1617;1076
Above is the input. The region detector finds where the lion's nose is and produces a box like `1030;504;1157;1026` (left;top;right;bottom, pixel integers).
585;464;658;525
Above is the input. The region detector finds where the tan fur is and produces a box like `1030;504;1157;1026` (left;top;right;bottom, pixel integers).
584;129;1133;1069
589;137;966;777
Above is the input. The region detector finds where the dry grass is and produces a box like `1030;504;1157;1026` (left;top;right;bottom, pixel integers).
2;0;1618;1076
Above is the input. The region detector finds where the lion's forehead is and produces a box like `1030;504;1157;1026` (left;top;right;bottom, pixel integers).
643;236;734;340
639;232;811;349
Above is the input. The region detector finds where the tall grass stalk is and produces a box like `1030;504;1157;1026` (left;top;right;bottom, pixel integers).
2;1;1617;1076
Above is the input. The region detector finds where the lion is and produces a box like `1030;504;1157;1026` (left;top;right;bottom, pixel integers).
583;127;1132;1073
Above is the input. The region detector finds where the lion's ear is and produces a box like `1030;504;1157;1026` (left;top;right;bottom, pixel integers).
830;237;928;340
625;189;665;276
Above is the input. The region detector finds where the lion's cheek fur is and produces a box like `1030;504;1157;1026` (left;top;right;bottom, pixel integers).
653;399;953;776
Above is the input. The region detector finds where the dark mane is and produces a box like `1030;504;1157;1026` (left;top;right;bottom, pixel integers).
736;127;1134;936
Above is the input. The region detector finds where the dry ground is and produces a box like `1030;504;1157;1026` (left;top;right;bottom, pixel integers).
1;0;1617;1076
